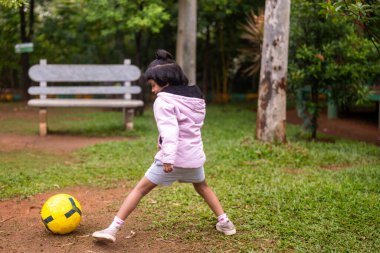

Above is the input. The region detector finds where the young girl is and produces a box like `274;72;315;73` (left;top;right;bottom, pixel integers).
92;49;236;243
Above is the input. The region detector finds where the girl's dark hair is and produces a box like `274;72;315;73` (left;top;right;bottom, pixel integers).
144;49;189;87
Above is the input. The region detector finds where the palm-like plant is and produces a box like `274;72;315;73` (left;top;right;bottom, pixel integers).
239;9;265;77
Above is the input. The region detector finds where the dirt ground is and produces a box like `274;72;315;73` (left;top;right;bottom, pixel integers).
0;186;199;253
0;104;379;253
287;108;380;146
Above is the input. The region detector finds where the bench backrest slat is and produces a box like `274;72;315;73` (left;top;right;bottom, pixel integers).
28;86;142;95
29;64;141;82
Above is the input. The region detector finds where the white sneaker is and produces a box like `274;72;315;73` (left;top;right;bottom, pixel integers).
216;220;236;235
92;227;118;243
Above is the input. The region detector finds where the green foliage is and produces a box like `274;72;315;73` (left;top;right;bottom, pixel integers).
0;0;266;98
289;0;380;138
321;0;380;49
322;35;378;104
0;6;21;89
0;0;25;8
31;0;171;64
1;103;379;252
84;0;170;34
125;3;170;33
238;9;264;77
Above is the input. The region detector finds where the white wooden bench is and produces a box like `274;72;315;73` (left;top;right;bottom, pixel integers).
27;59;144;136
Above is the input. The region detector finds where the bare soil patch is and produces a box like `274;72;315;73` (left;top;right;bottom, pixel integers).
319;164;352;171
282;168;305;175
0;185;197;253
0;133;130;154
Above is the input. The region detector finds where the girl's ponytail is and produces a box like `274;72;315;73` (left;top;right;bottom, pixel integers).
155;49;173;61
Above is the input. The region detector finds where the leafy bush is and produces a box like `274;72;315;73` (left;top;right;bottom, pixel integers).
288;0;380;139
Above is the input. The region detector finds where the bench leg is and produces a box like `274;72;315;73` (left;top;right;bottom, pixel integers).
39;108;48;136
124;109;134;130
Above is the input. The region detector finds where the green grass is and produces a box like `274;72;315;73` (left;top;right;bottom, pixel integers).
0;103;379;252
45;107;152;137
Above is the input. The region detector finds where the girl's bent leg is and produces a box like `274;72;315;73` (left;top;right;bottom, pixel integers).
193;180;224;216
116;176;157;220
193;180;237;236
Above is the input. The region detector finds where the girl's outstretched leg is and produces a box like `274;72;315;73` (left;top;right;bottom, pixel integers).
193;180;236;235
92;177;157;243
116;177;157;220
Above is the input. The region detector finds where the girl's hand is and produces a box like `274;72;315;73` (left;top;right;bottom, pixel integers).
163;163;173;173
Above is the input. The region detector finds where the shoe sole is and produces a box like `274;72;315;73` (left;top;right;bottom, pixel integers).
216;226;237;235
92;233;116;243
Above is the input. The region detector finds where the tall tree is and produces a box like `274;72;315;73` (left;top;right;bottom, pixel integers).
176;0;197;85
256;0;290;143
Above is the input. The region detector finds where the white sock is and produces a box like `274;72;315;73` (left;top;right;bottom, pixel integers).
217;213;230;223
108;216;125;231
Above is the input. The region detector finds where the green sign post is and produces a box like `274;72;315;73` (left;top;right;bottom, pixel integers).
15;43;34;53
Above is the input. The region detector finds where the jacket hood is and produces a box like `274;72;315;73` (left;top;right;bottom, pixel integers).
160;85;204;99
157;85;205;112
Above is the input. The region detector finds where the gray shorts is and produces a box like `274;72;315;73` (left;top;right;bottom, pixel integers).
145;160;205;186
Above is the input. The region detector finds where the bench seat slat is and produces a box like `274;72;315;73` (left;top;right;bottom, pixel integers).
29;65;141;82
28;86;142;95
28;99;144;108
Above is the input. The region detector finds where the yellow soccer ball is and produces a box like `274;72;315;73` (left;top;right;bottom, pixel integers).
41;193;82;234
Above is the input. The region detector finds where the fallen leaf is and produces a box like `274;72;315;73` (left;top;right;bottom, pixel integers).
125;230;136;239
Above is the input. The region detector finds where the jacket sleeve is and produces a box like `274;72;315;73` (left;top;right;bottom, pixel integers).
153;98;179;164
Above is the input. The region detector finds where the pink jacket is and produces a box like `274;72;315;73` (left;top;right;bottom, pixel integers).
153;90;206;168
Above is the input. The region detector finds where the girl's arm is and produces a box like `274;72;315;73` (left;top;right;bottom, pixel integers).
153;98;179;167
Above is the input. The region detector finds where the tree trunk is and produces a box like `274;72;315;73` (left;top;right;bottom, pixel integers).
134;2;143;68
219;22;228;96
256;0;290;143
176;0;197;85
311;84;319;139
29;0;34;38
134;31;145;116
19;0;34;100
202;25;210;99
